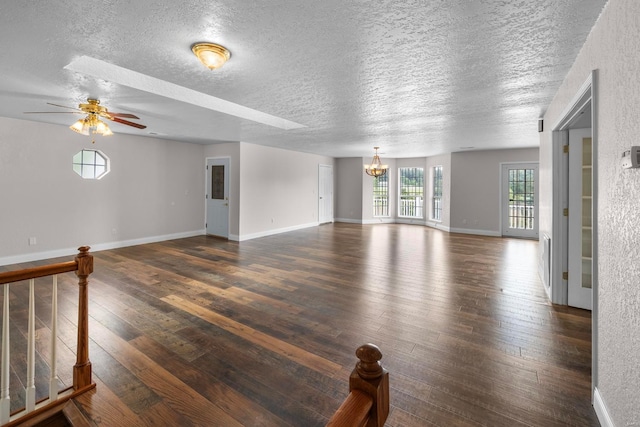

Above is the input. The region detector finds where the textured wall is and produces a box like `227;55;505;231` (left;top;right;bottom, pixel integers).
541;0;640;424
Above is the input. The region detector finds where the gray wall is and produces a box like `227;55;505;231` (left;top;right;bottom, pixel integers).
451;148;539;235
335;158;364;222
540;0;640;424
0;117;205;265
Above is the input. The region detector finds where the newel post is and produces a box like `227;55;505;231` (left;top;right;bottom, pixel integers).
73;246;93;390
350;343;389;427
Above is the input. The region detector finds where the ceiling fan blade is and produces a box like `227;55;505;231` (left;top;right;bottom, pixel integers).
110;116;147;129
107;112;140;119
46;102;82;112
24;111;83;114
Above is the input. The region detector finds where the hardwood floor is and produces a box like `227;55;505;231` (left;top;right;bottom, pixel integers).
1;223;598;426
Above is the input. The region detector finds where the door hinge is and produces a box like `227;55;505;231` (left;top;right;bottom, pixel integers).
205;223;207;228
563;208;568;216
562;272;568;280
206;165;208;170
563;145;569;154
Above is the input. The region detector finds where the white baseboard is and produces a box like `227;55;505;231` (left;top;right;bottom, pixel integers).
425;221;450;232
236;222;318;242
334;218;363;224
0;229;205;266
594;387;615;427
362;218;396;225
449;227;501;237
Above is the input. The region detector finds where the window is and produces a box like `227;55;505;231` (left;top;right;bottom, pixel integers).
399;167;423;218
373;174;389;217
72;149;110;180
432;166;443;220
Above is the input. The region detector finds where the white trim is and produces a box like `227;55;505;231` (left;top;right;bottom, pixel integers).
362;218;395;225
236;222;318;242
334;218;363;224
449;227;500;237
0;229;205;266
594;387;615;427
395;218;425;225
427;222;450;232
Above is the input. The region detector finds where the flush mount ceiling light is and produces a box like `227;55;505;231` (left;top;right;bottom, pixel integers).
364;147;389;177
191;42;231;70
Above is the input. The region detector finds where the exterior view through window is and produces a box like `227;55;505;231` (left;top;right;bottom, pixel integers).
373;174;389;217
399;167;424;218
508;168;535;229
432;166;443;220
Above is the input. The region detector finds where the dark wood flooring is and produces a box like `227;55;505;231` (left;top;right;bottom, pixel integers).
2;223;598;426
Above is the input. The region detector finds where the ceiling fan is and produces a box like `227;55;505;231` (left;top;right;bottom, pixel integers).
25;98;146;140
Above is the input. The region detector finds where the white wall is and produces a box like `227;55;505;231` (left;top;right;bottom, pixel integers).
540;0;640;425
237;143;334;239
450;148;539;236
0;117;205;265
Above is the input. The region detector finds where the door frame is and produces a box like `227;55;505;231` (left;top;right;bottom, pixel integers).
500;162;539;239
550;70;598;393
318;164;334;224
205;156;231;238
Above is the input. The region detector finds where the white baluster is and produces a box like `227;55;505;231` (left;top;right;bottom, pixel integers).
25;279;35;412
1;285;10;424
49;275;58;401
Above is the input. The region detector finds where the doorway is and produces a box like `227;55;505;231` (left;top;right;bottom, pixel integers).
206;157;230;238
568;128;593;310
550;70;597;395
501;163;539;239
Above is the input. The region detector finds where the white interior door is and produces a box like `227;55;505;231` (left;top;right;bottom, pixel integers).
206;158;229;238
568;128;593;310
501;163;539;238
318;165;333;224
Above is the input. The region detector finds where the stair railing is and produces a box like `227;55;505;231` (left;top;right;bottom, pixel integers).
327;343;389;427
0;246;95;426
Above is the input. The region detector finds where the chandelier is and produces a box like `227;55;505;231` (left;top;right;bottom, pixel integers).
364;147;388;177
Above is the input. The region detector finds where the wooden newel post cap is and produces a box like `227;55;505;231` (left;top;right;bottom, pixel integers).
355;343;383;380
75;246;93;276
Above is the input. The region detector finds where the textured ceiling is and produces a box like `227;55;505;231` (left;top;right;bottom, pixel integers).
0;1;606;158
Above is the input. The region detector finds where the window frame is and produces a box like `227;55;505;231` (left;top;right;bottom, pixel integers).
72;149;110;180
432;165;443;221
398;167;424;219
373;173;389;217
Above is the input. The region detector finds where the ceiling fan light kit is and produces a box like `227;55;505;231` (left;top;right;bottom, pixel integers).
191;42;231;70
25;98;145;142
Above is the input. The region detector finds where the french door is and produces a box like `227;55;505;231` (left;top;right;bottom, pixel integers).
501;163;539;238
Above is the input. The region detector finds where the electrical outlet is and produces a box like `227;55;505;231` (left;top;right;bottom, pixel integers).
28;237;36;246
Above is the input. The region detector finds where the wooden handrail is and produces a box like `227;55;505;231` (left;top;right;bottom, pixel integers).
0;247;95;426
327;343;389;427
0;262;77;285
